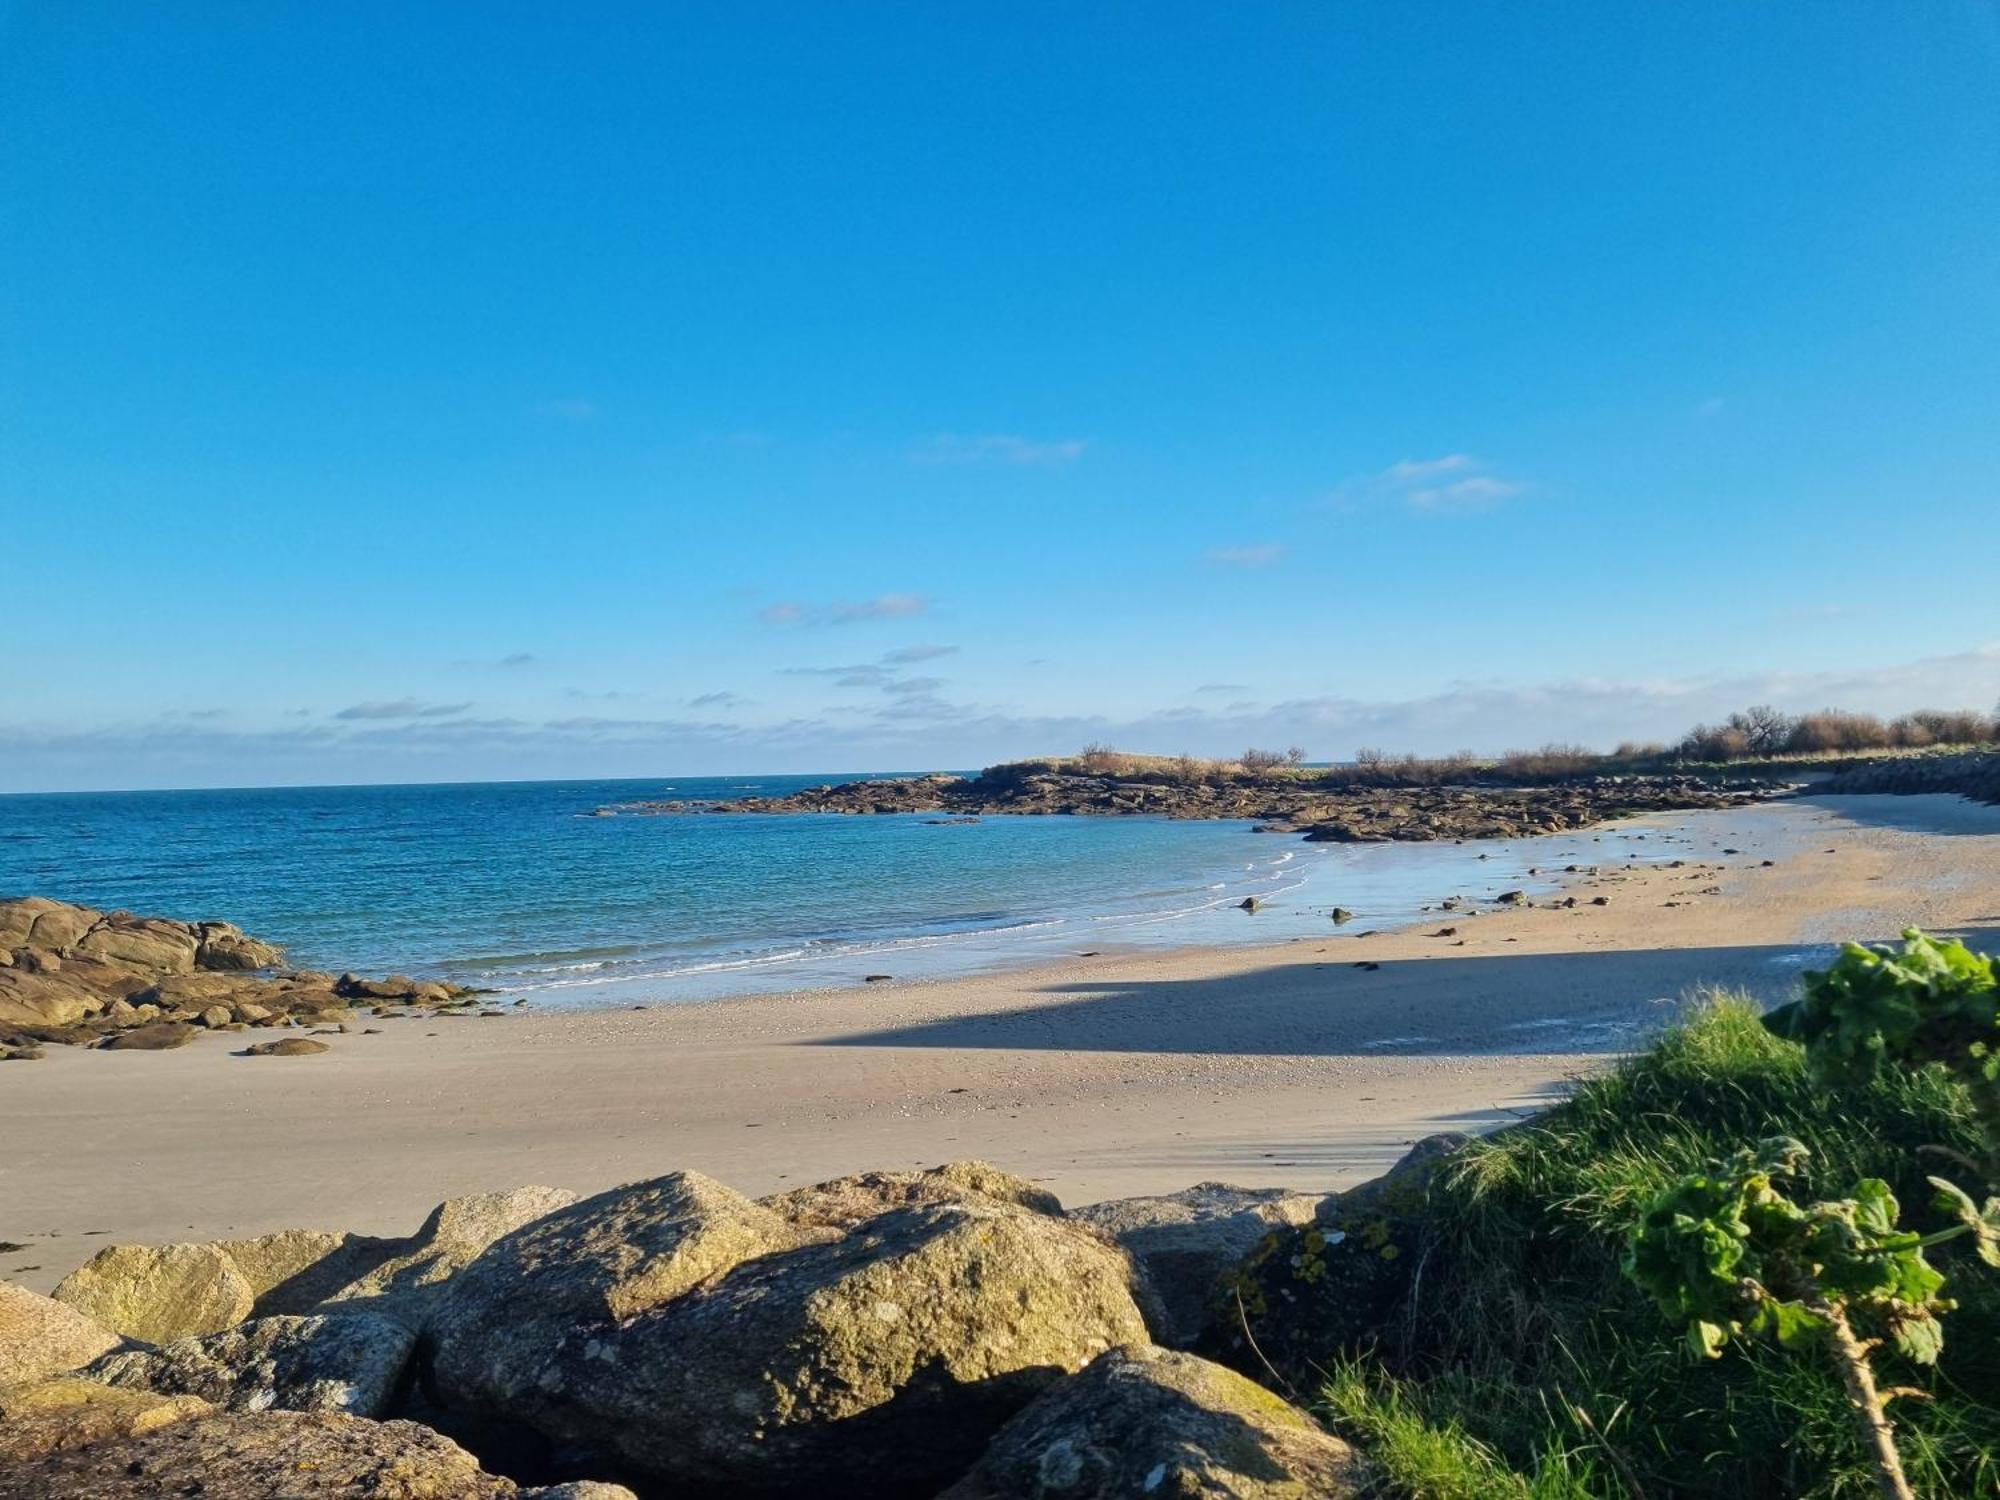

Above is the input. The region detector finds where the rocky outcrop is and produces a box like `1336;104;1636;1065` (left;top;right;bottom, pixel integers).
0;1394;632;1499
430;1172;826;1421
0;897;484;1054
1070;1183;1328;1348
51;1241;256;1345
602;767;1786;845
7;1159;1385;1499
508;1198;1151;1496
0;1284;123;1386
87;1311;417;1418
938;1343;1365;1498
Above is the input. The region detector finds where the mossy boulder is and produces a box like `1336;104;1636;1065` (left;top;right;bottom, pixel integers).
939;1343;1366;1498
499;1199;1150;1496
430;1171;826;1424
51;1241;254;1345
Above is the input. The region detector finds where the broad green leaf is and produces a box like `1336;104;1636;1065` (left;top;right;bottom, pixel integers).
1891;1313;1944;1366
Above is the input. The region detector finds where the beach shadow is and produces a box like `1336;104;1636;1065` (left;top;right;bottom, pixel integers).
815;926;2000;1062
1797;792;2000;836
1092;1110;1564;1180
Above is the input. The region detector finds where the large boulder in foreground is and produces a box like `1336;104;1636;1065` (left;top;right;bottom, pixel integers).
0;1283;123;1386
761;1159;1065;1231
88;1311;417;1418
0;1397;628;1499
527;1199;1151;1496
318;1185;577;1329
431;1171;827;1421
939;1343;1365;1499
1070;1183;1327;1348
51;1240;254;1345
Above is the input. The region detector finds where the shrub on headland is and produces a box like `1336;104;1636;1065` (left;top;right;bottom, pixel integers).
1676;704;2000;763
1009;701;1999;788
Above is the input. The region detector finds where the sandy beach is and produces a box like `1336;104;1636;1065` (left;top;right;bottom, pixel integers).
4;792;1996;1296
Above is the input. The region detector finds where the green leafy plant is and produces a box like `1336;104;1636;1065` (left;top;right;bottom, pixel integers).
1623;1136;1993;1500
1765;928;2000;1172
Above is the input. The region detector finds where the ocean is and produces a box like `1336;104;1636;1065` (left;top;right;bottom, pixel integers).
0;774;1715;1007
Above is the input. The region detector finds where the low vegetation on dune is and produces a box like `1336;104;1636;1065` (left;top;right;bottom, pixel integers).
1257;941;2000;1500
1006;702;2000;793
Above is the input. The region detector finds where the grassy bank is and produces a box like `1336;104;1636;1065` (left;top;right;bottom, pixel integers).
1286;999;1999;1498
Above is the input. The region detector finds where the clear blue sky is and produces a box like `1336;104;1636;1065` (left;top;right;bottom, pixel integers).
4;3;1998;790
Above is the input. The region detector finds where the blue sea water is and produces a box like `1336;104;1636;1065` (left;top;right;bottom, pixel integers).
0;775;1727;1007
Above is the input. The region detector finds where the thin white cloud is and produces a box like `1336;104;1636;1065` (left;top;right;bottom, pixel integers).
1406;475;1526;513
883;643;958;664
1205;543;1284;568
1334;454;1531;515
499;652;536;668
910;434;1086;467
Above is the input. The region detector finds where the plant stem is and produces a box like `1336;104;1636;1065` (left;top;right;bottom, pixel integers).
1807;1294;1915;1500
1858;1222;1972;1256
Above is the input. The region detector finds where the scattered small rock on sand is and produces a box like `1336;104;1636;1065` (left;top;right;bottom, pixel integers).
243;1039;329;1058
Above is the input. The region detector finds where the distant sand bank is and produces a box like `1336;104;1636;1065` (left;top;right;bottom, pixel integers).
4;792;1996;1295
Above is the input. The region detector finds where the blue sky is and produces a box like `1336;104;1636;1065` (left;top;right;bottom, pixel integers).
4;3;1998;791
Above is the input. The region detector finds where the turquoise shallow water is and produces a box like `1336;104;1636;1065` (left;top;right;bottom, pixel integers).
0;775;1769;1007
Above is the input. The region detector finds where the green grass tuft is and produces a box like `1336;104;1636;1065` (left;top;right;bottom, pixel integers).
1311;994;2000;1499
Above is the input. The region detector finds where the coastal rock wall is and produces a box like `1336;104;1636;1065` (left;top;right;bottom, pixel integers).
2;1159;1372;1498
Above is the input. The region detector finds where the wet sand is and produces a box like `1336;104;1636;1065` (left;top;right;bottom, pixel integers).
3;793;1996;1294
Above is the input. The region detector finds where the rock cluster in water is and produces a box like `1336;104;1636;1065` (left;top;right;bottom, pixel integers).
608;767;1786;843
0;897;483;1059
0;1160;1377;1498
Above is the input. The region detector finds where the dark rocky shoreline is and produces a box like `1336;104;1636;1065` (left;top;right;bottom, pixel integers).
603;766;1791;844
0;898;488;1059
